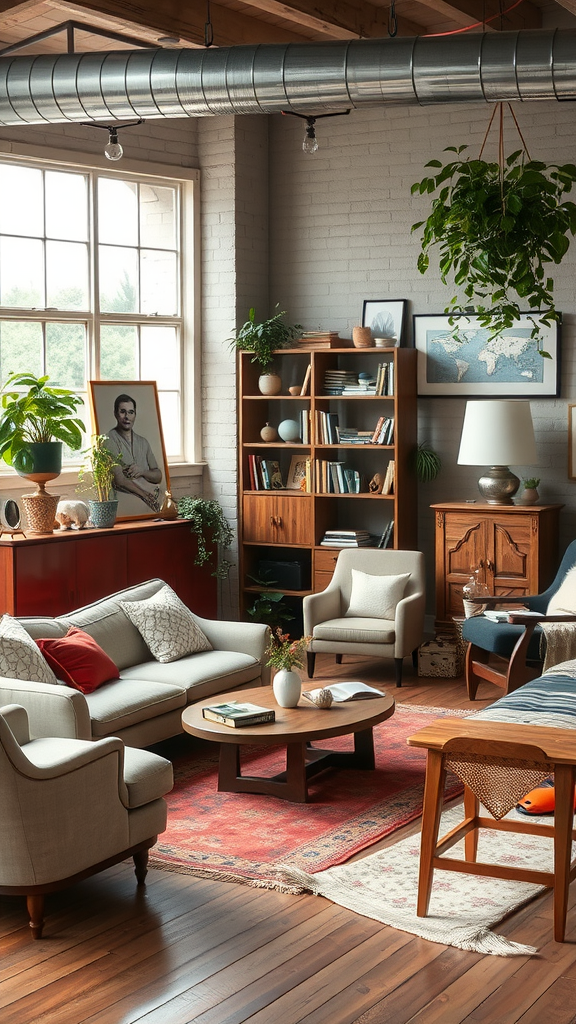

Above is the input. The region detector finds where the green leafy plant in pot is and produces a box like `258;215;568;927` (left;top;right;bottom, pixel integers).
413;442;442;483
229;305;302;394
177;496;234;579
78;434;123;529
0;371;85;534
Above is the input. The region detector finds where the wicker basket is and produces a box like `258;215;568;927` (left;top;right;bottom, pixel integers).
352;326;373;348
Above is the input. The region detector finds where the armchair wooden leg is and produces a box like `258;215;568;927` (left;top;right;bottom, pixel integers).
395;658;403;688
465;643;484;700
335;654;343;664
307;652;316;678
27;894;44;939
133;849;149;887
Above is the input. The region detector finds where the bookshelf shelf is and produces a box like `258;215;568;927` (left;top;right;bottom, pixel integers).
238;346;417;611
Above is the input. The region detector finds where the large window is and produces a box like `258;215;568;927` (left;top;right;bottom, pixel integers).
0;157;187;461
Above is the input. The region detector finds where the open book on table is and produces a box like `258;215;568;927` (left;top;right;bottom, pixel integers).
302;682;385;703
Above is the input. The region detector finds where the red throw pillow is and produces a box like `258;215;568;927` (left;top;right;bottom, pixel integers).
36;627;120;695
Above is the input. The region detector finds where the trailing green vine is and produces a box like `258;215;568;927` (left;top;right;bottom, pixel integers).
177;497;234;579
411;145;576;338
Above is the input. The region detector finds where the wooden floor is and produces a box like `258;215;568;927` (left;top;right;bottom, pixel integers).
3;655;576;1024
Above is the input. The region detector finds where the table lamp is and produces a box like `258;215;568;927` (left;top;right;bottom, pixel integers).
457;400;538;504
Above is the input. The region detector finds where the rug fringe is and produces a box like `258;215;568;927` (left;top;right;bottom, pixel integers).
457;930;539;957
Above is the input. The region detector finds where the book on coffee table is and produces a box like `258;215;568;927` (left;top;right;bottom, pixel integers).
202;701;276;727
302;682;385;703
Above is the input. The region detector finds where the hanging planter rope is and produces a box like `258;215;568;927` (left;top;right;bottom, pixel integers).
411;102;576;339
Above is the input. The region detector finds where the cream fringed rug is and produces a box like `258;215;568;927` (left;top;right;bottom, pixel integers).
270;806;565;957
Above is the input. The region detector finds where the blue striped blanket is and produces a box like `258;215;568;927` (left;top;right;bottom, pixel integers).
473;661;576;731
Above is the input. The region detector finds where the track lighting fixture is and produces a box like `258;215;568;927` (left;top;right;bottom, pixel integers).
81;119;144;161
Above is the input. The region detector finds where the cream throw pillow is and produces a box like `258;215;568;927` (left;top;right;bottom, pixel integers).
120;585;212;663
547;566;576;615
0;614;58;685
346;570;410;620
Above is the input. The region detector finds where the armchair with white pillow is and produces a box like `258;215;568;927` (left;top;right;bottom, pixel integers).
303;549;426;686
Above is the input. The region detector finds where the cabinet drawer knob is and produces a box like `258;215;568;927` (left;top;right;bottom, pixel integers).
277;516;283;528
270;516;275;526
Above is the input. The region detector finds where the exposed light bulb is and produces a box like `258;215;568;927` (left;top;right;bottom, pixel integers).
104;130;123;161
303;121;318;154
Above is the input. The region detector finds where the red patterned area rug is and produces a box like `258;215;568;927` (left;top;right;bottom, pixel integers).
150;704;466;887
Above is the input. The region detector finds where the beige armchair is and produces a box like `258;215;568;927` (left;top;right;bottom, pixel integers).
0;703;173;939
303;548;426;686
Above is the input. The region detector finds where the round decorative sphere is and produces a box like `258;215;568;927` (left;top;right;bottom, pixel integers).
258;373;282;396
260;422;278;442
278;418;300;443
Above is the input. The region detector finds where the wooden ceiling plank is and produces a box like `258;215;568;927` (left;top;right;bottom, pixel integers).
552;0;576;14
237;0;422;37
412;0;541;31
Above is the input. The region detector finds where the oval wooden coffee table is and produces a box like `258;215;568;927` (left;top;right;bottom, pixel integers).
181;685;395;803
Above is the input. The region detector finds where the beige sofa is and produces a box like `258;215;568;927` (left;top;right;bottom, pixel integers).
0;579;269;747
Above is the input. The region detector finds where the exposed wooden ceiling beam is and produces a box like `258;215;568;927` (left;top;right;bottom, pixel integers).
551;0;576;14
239;0;422;38
413;0;541;31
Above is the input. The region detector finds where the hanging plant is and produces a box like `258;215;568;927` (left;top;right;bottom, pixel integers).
177;497;234;579
412;442;442;483
411;105;576;339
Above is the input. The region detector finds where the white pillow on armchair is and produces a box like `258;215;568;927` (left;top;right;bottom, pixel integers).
345;570;410;620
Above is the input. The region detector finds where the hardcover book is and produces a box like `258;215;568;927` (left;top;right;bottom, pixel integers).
202;701;276;727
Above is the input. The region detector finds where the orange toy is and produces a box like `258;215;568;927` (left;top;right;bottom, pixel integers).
516;777;576;816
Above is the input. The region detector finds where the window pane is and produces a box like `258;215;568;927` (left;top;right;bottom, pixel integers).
46;322;86;389
0;320;43;380
62;393;88;462
141;325;179;388
0;237;44;307
99;246;138;312
0;165;43;237
45;170;88;241
98;178;138;246
100;323;137;379
47;241;89;310
158;390;180;458
140;184;176;249
140;250;178;315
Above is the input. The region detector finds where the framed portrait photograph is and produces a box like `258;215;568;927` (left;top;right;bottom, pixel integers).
413;313;560;397
362;299;407;346
88;381;170;521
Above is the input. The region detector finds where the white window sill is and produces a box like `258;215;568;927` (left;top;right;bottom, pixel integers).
0;461;205;492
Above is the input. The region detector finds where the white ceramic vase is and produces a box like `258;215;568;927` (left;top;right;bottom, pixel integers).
272;668;301;708
258;373;282;396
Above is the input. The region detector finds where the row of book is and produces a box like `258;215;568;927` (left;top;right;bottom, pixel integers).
312;411;395;446
321;363;395;396
371;417;394;445
315;460;362;494
377;519;395;549
247;455;394;494
247;455;284;490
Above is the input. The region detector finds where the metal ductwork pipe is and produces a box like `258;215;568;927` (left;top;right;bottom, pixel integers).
0;30;575;126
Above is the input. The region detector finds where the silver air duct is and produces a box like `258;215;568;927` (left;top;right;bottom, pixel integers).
0;30;575;126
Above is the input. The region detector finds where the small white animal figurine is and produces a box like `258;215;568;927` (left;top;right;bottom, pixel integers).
55;500;90;531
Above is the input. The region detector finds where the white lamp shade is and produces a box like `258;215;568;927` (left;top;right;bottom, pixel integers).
458;400;537;466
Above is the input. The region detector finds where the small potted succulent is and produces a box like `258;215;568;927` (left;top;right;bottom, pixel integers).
520;477;540;505
78;434;123;528
229;306;302;394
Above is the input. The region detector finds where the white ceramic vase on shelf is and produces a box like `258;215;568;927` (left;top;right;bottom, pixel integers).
272;669;301;708
258;372;282;396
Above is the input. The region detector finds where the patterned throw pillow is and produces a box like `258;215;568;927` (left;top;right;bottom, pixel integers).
0;614;58;685
119;585;212;663
346;569;411;620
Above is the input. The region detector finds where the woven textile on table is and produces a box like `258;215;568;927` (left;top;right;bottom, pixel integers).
540;622;576;674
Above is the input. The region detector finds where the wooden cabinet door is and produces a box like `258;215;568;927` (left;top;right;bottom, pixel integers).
442;513;486;620
75;533;128;608
314;547;340;592
126;523;217;618
14;541;77;616
243;494;313;546
487;514;534;597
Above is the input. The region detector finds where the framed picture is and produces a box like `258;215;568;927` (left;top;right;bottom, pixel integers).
88;381;170;521
413;313;560;397
569;405;576;480
286;454;308;491
362;299;407;346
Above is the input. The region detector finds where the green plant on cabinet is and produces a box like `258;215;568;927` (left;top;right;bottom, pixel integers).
178;496;234;579
228;306;303;370
0;371;85;472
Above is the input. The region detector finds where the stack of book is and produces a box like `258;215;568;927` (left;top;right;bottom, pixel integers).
315;460;361;493
323;369;358;395
377;520;395;549
315;410;339;444
297;331;340;349
247;455;284;490
341;372;377;395
371;416;394;445
335;427;374;445
320;529;373;547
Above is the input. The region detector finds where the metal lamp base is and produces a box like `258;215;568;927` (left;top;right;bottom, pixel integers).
477;466;520;504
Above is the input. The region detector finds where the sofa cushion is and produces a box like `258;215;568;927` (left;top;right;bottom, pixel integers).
346;570;410;620
60;590;162;669
36;627;120;695
0;615;58;685
313;617;396;644
85;677;187;737
461;615;542;660
119;650;261;701
119;585;212;663
122;746;173;808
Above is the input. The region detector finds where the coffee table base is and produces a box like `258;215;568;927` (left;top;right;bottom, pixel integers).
218;727;376;802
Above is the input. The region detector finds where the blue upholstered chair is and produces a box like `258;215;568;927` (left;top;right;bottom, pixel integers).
463;539;576;700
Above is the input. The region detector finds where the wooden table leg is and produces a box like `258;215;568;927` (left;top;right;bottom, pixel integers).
218;743;241;792
353;727;375;770
553;764;574;943
417;749;447;918
286;742;308;803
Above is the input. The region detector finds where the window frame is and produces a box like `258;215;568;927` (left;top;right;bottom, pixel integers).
0;141;201;478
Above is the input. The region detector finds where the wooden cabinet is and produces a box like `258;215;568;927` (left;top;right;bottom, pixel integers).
0;518;217;619
432;502;563;628
239;346;417;616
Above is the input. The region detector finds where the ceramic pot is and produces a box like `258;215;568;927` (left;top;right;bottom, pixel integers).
260;422;278;442
258;373;282;396
88;499;119;529
520;488;540;505
272;668;301;708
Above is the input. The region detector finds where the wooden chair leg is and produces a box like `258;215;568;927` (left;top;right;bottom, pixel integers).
307;651;316;678
395;658;403;688
335;654;343;664
465;643;485;700
417;750;447;917
553;765;574;942
412;648;419;670
27;894;45;939
133;849;149;886
463;785;480;862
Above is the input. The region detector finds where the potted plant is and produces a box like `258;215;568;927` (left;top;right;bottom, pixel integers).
413;442;442;483
177;496;234;579
78;434;123;528
0;371;85;534
411;145;576;339
246;570;296;631
520;477;541;505
265;627;311;708
229;305;302;394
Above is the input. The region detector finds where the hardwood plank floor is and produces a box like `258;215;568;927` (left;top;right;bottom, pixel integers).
2;654;575;1024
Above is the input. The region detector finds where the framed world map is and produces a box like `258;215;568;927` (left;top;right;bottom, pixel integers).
413;313;560;397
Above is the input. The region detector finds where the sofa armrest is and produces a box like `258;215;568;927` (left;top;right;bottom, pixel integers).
192;616;269;660
394;591;426;658
0;678;92;740
303;587;341;634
